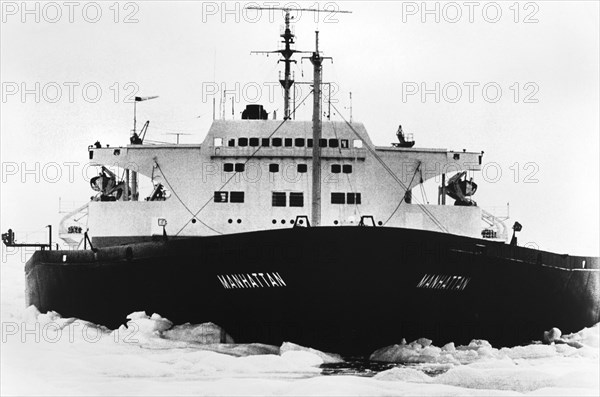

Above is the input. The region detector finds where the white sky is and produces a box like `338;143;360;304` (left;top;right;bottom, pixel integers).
1;1;598;255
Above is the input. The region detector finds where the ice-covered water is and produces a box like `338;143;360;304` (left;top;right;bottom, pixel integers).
2;255;598;396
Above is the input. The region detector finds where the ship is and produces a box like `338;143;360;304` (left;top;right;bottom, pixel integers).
4;8;599;357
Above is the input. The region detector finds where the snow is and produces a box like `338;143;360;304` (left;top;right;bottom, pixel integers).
1;255;599;396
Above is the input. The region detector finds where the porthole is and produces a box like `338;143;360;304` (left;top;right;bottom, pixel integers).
334;220;339;225
228;219;233;224
237;219;242;224
272;219;277;224
378;221;383;226
281;219;286;224
191;219;197;224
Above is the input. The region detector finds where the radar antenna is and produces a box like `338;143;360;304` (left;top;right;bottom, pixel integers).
247;6;351;120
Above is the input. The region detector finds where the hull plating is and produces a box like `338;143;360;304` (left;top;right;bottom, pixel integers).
25;227;600;357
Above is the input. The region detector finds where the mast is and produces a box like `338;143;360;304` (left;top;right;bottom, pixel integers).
248;6;351;120
251;11;298;120
307;32;332;227
280;12;294;120
247;6;349;226
310;32;323;226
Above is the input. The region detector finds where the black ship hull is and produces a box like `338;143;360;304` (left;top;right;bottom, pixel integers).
25;227;600;357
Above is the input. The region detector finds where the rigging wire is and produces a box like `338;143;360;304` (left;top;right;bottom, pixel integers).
420;183;430;204
329;101;449;233
381;162;421;226
153;161;223;235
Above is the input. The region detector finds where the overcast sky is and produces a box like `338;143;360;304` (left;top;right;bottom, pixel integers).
1;1;598;255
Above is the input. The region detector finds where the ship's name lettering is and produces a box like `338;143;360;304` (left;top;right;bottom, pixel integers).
416;274;470;291
217;272;286;289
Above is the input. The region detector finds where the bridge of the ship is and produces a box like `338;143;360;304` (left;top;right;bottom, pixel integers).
85;119;486;241
88;120;483;185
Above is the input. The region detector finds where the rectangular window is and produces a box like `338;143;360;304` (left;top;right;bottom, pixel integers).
214;191;228;203
249;138;259;147
341;139;349;149
284;138;293;147
297;164;307;173
329;139;339;148
235;163;245;172
290;192;304;207
307;139;313;148
262;138;270;147
228;139;236;147
224;163;234;172
239;138;248;147
214;138;223;147
230;191;245;203
343;164;352;174
272;138;282;147
331;164;341;174
353;139;363;148
269;163;279;173
272;192;286;207
347;193;362;205
319;138;327;148
331;193;345;204
295;138;305;147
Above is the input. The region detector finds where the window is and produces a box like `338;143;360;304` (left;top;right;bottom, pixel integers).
261;138;270;147
239;138;248;147
228;139;236;147
214;191;244;203
214;191;228;203
250;138;259;147
272;138;282;147
272;192;286;207
235;163;245;172
284;138;293;147
269;164;279;173
224;163;234;172
331;164;341;174
341;139;349;149
319;138;327;148
329;139;339;148
230;192;245;203
297;164;307;173
290;192;304;207
214;138;223;147
343;164;352;174
347;193;362;205
307;139;313;148
353;139;363;148
295;138;305;147
331;193;345;204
